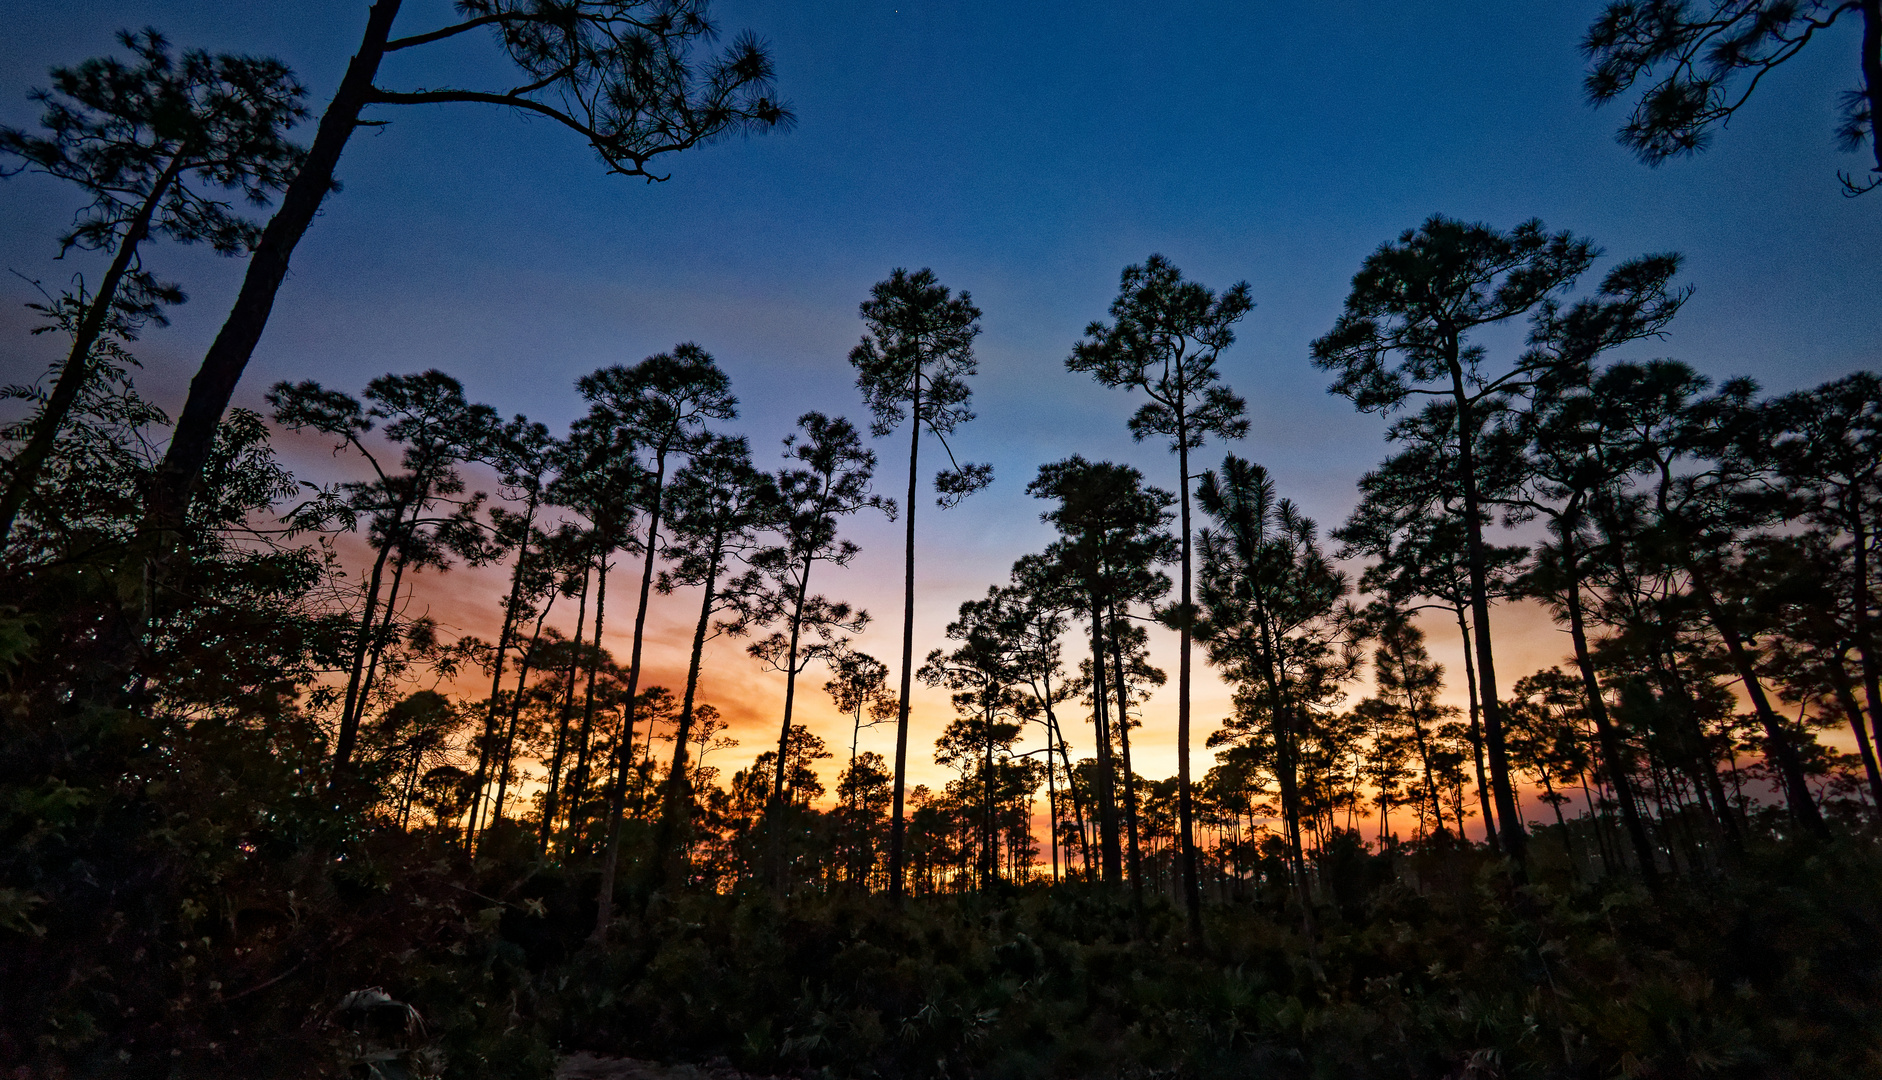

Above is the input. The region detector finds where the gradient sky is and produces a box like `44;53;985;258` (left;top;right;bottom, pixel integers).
4;2;1880;812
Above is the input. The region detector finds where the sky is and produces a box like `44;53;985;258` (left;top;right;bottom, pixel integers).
3;1;1880;819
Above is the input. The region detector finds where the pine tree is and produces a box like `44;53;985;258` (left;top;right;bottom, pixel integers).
1069;254;1252;935
0;30;307;544
847;268;991;903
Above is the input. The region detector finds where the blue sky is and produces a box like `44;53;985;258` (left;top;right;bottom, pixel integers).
4;1;1879;798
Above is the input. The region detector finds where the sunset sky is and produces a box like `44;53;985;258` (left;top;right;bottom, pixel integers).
4;1;1880;821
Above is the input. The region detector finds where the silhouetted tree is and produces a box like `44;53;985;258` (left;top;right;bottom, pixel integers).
584;344;738;937
1598;360;1829;835
922;590;1027;889
847;267;991;903
1310;216;1682;864
465;416;558;845
1029;456;1176;887
1335;448;1528;850
141;0;788;556
1513;376;1672;880
268;371;497;778
1068;253;1252;936
652;434;775;882
1583;0;1882;194
749;412;886;882
0;30;306;544
1760;373;1882;762
1195;454;1360;934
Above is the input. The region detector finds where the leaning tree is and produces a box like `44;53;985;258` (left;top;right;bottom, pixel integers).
141;0;788;560
0;30;307;545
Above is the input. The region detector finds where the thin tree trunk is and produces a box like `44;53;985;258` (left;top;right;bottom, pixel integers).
1652;645;1741;849
1088;595;1123;884
982;697;996;889
1846;507;1882;771
1253;603;1315;941
1051;711;1092;880
1685;557;1828;836
1046;739;1060;881
1450;373;1526;862
0;155;187;544
332;519;400;776
544;563;591;851
655;551;723;888
1562;545;1661;888
1109;612;1144;914
888;387;922;903
1830;654;1882;818
595;454;671;940
562;555;602;856
468;492;540;846
1391;635;1444;838
1174;434;1203;938
355;550;407;753
492;591;554;841
1454;606;1499;852
767;566;812;893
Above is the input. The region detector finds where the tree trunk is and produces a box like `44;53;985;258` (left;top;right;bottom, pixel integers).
1561;543;1662;888
1829;654;1882;819
0;155;186;545
1449;371;1527;862
332;519;401;777
564;552;607;855
1174;434;1203;937
1846;506;1882;772
468;491;540;847
765;563;813;894
595;453;671;940
143;0;404;545
490;592;554;838
1685;557;1828;836
542;563;591;851
888;385;921;903
1650;644;1742;849
1109;611;1144;913
1454;606;1500;852
355;550;408;753
982;699;996;889
1050;709;1092;880
1088;595;1123;884
655;552;722;889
